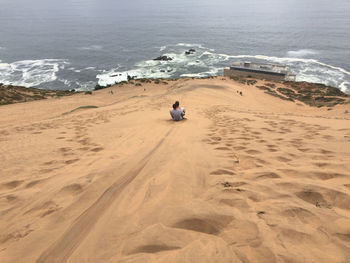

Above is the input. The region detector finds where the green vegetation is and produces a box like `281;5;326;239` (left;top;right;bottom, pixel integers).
265;83;276;89
261;81;350;107
0;84;77;106
246;79;257;86
256;86;271;92
138;78;152;83
277;87;296;96
229;76;257;86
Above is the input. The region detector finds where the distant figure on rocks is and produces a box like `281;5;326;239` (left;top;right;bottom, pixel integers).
170;101;186;121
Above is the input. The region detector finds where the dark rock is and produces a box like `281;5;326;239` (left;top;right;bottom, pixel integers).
185;49;196;55
153;56;173;61
95;84;107;90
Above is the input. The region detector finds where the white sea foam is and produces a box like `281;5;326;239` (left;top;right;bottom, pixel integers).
97;68;172;86
0;59;68;87
79;45;103;51
177;43;205;48
339;82;350;93
159;46;167;52
75;81;96;91
287;49;318;58
176;43;215;51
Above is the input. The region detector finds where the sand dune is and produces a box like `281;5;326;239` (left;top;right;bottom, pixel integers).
1;78;350;262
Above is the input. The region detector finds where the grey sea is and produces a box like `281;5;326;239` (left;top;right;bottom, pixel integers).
0;0;349;92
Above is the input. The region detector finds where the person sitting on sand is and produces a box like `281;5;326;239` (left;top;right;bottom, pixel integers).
170;101;186;121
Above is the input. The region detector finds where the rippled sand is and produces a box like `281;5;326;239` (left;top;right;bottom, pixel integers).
1;77;350;262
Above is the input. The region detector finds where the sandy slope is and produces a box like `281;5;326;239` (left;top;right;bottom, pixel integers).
1;78;350;263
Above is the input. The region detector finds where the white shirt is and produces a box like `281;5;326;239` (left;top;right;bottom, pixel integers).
170;107;185;121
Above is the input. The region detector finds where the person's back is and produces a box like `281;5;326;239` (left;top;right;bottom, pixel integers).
170;108;183;121
170;101;185;121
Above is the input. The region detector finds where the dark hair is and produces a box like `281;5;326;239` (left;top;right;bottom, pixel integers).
172;103;177;109
175;101;179;107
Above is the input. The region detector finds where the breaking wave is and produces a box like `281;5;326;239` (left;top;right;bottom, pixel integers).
78;45;103;51
0;59;68;87
286;49;318;58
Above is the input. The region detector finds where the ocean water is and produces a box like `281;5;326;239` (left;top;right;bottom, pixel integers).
0;0;349;92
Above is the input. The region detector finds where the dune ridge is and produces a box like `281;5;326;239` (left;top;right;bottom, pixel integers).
1;77;350;262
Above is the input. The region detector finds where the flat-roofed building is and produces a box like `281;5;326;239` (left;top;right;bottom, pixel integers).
224;61;296;81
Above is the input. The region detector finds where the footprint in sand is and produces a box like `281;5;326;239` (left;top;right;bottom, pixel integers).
172;215;233;235
59;147;72;153
24;201;60;218
26;179;46;188
281;207;319;224
276;156;291;163
90;147;104;152
323;135;334;140
312;162;330;168
245;149;261;155
296;190;331;209
78;147;90;151
220;198;250;210
128;245;180;255
65;159;80;165
319;149;333;155
233;146;246;151
215;147;231;151
210;136;222;142
0;180;24;190
276;228;313;244
297;148;310;152
255;172;281;180
210;169;235;175
59;183;83;195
